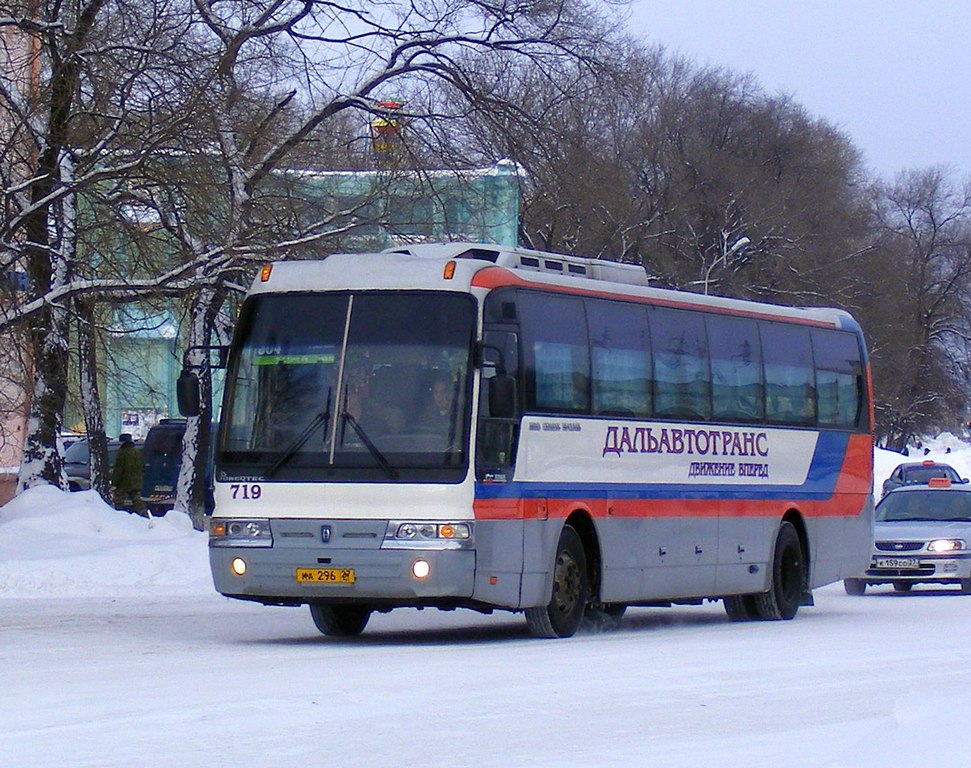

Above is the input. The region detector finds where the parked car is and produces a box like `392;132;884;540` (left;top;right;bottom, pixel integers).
881;460;966;497
64;437;143;492
59;432;85;451
140;419;216;516
845;478;971;595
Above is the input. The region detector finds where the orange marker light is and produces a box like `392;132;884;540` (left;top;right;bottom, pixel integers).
260;264;273;282
440;524;455;538
443;260;456;280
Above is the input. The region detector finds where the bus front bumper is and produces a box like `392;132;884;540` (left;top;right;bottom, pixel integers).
210;545;476;607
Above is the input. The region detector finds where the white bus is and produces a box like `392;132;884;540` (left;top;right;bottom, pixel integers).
182;242;874;638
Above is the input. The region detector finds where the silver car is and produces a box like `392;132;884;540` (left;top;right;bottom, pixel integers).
845;479;971;595
880;459;965;497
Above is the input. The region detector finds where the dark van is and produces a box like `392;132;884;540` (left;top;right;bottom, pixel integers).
141;419;186;515
141;419;216;516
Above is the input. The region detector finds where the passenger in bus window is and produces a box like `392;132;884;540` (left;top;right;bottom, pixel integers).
432;373;454;419
425;371;458;447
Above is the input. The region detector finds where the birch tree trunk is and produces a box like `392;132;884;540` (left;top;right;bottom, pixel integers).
175;285;223;530
75;296;110;501
17;149;76;491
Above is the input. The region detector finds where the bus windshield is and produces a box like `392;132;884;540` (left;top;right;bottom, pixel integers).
219;291;476;482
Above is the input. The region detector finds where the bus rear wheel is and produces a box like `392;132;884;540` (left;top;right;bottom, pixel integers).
525;525;590;638
752;521;805;620
309;604;371;637
723;594;760;621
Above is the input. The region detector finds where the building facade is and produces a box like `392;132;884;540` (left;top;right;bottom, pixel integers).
88;162;521;441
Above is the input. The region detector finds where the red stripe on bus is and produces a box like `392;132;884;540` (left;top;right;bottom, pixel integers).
473;494;870;521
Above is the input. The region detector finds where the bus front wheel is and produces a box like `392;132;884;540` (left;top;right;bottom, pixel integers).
309;604;371;637
525;525;590;638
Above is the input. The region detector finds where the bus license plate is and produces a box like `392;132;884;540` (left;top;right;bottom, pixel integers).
875;557;918;569
295;568;356;584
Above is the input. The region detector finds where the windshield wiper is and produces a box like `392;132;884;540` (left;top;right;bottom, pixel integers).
265;389;331;478
341;411;399;479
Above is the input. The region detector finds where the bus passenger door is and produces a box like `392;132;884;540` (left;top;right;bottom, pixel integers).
473;329;526;608
475;330;520;483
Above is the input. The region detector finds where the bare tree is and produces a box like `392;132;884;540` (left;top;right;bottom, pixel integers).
866;168;971;449
3;0;613;523
432;41;872;306
0;0;210;493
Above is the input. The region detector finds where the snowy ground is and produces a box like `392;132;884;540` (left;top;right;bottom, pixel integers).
3;435;971;767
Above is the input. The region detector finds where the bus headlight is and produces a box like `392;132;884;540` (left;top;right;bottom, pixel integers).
928;538;965;553
210;518;273;547
383;521;473;549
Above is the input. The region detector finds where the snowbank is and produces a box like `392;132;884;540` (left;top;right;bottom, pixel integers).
874;432;971;481
0;484;209;597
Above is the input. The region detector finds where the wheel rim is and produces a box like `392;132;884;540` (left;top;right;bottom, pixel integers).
552;549;582;617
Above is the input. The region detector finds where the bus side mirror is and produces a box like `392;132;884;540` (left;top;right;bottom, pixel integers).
488;375;516;419
177;370;201;417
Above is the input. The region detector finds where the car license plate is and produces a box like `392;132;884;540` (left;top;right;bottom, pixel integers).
875;557;919;569
295;567;355;584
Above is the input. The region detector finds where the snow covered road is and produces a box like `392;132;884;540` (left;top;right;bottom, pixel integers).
4;584;971;768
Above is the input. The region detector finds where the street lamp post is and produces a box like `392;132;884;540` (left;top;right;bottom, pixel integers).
703;232;751;295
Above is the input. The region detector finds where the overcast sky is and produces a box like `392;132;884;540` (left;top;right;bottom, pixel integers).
624;1;971;181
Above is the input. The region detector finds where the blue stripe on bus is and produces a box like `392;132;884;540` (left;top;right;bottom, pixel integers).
475;431;851;501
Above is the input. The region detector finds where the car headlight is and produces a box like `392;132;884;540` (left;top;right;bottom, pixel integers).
927;538;965;553
210;518;273;547
383;521;473;549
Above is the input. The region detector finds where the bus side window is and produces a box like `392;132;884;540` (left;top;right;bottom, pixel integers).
812;329;864;428
708;316;764;422
650;307;711;421
518;293;590;414
762;323;816;425
587;298;652;418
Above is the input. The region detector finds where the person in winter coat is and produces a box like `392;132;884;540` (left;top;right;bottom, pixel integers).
112;433;145;515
